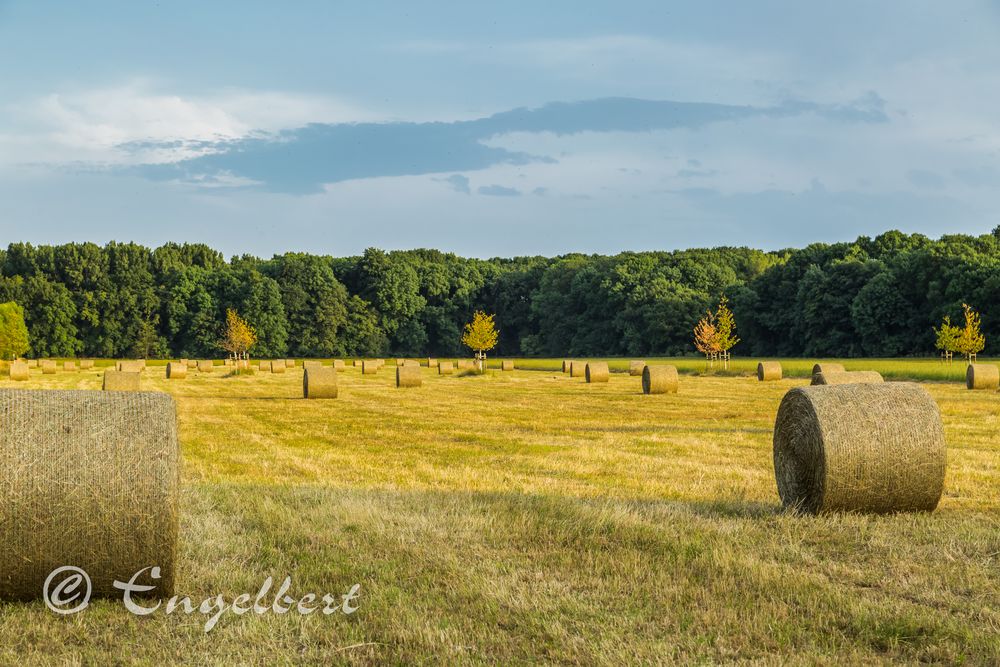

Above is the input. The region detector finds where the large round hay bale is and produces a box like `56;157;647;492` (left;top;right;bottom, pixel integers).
438;361;454;375
501;360;514;371
569;361;586;378
9;361;28;382
585;362;609;383
79;360;94;370
757;361;782;382
285;359;295;368
303;360;323;370
40;360;56;375
353;359;361;367
374;359;385;368
361;360;378;375
303;367;338;399
812;363;845;376
197;360;214;373
811;371;883;386
396;365;422;388
457;360;476;371
26;360;37;368
562;360;572;373
628;360;646;376
403;359;420;367
966;364;1000;390
165;362;187;379
333;360;346;371
269;360;285;374
117;360;143;373
427;358;438;368
395;358;406;367
138;359;147;369
259;361;270;372
63;361;77;373
0;388;178;598
642;365;679;394
185;359;197;369
772;382;946;514
102;370;141;392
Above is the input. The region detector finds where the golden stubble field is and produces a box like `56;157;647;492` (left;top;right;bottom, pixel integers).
1;362;999;665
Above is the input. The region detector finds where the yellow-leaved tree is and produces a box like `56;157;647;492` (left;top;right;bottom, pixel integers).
714;296;739;369
957;303;985;362
693;310;719;364
461;311;499;372
221;308;257;361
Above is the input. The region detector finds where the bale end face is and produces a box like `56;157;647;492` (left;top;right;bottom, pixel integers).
585;362;609;383
303;367;338;399
757;361;782;382
396;365;422;388
772;382;945;514
165;362;187;379
642;365;679;394
966;363;1000;390
628;360;646;376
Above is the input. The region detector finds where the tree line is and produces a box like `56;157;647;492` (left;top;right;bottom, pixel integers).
1;229;999;359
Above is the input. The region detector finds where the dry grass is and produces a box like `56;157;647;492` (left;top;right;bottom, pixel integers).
0;361;998;663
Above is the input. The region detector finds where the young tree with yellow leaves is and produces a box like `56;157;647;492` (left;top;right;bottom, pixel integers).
714;296;740;369
461;311;499;373
693;310;720;366
220;308;257;361
957;303;985;363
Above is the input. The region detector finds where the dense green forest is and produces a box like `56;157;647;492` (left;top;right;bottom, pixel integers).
1;229;999;359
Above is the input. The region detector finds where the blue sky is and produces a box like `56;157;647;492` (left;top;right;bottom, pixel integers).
1;1;998;257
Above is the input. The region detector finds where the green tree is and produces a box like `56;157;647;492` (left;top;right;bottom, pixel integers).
0;302;30;360
462;311;499;371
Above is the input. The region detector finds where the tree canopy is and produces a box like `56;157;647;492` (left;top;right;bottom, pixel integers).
1;230;999;358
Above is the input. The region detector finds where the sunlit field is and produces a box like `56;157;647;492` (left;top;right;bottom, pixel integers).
1;359;998;664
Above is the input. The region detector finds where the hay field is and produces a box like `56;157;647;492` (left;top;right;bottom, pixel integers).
1;361;999;664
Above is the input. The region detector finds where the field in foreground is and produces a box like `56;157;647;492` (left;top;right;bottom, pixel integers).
1;360;999;664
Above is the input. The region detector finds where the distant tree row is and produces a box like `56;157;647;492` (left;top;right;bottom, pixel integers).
1;229;999;359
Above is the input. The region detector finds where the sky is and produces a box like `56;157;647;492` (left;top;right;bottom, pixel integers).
1;1;998;258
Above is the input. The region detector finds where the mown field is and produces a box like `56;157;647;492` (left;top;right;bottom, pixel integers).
1;358;998;664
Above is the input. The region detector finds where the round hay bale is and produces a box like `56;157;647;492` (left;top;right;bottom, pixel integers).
303;360;323;370
585;362;609;383
438;361;454;375
285;359;295;368
395;358;406;367
26;360;37;368
501;360;514;371
63;361;77;373
117;360;143;373
403;359;420;367
642;365;679;394
562;360;572;373
223;359;234;367
236;359;249;370
757;361;782;382
185;359;197;369
303;367;338;399
165;362;187;379
102;370;141;392
79;360;94;370
772;382;946;514
333;360;346;371
269;360;285;374
811;371;883;386
9;361;29;382
396;365;422;388
138;359;147;369
0;388;178;598
628;360;646;376
361;360;378;375
569;361;586;378
966;364;1000;390
374;359;385;368
197;360;214;373
457;360;476;371
812;363;845;376
257;361;269;372
353;359;361;367
40;360;56;375
427;358;438;368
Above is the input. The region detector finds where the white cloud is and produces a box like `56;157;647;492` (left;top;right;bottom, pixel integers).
0;81;378;166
